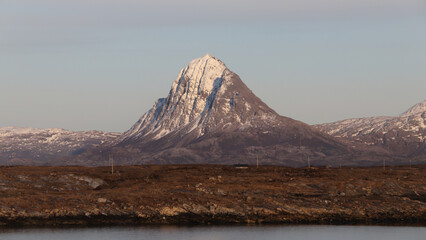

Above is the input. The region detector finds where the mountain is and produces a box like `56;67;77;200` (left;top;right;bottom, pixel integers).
0;126;120;165
70;54;374;167
315;100;426;160
5;55;419;167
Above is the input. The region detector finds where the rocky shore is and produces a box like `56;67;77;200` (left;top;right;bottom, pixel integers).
0;165;425;227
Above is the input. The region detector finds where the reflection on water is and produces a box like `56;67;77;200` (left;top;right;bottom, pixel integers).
0;225;425;240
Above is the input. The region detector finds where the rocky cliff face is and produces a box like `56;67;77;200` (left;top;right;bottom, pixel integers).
0;127;120;165
315;100;425;159
74;54;361;167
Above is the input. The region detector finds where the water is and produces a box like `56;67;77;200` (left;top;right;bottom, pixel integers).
0;225;425;240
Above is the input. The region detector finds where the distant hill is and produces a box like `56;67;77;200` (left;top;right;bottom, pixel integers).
0;127;119;165
315;100;425;162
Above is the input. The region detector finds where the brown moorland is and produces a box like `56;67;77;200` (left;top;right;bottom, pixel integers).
0;165;425;227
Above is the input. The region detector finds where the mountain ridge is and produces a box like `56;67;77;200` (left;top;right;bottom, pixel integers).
315;100;425;159
0;126;120;165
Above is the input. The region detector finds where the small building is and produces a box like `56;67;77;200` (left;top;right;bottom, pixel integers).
233;164;249;169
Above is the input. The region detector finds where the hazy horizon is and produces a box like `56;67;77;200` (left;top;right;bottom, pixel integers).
1;1;425;132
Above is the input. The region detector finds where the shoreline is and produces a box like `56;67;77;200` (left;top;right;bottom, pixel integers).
1;214;425;228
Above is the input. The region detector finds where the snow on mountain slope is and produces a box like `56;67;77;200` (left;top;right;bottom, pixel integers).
315;100;426;157
117;53;281;147
0;126;120;165
400;100;426;117
69;54;363;167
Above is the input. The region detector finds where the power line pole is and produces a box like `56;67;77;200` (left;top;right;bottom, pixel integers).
257;154;259;169
383;158;386;170
308;154;310;169
109;154;114;174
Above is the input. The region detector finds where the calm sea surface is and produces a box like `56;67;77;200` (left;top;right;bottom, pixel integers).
0;225;425;240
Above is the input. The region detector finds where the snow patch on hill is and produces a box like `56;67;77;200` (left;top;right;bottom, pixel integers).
0;126;120;164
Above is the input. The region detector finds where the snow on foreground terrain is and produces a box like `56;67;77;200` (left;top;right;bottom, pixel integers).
315;100;426;157
0;126;120;165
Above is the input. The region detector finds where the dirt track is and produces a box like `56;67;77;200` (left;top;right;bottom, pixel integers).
0;165;425;227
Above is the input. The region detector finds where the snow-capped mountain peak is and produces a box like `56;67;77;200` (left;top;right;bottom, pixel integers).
94;54;357;167
400;100;426;117
69;54;410;166
119;54;277;144
171;53;228;99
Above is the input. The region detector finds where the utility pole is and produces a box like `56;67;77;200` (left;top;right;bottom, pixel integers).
307;154;310;169
109;154;114;174
257;155;259;169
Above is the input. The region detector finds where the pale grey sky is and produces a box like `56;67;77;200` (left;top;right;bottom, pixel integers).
1;1;425;132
